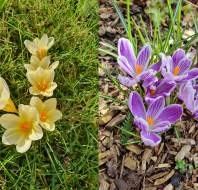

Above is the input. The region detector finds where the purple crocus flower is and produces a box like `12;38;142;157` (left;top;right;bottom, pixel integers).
161;48;198;82
178;81;198;119
145;79;176;104
117;38;153;87
129;92;183;146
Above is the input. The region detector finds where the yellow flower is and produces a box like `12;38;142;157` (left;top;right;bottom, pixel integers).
30;97;62;131
0;104;43;153
0;77;17;113
26;67;57;97
24;34;54;60
24;55;59;72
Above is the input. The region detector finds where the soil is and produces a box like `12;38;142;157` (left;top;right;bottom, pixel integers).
99;1;198;190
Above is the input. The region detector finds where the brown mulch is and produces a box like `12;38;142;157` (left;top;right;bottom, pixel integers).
99;1;198;190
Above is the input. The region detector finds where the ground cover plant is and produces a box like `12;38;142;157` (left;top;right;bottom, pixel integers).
0;0;98;189
99;0;198;189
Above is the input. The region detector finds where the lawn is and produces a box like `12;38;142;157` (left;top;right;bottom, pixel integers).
0;0;98;189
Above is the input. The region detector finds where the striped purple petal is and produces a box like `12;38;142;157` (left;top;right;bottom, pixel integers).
129;92;146;119
156;104;183;124
118;56;135;77
118;75;136;87
172;48;185;66
152;121;171;133
140;130;161;147
147;96;165;119
176;57;192;75
136;44;152;68
118;38;136;69
134;117;149;131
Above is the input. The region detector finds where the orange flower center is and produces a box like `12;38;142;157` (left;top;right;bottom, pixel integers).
40;111;47;122
20;122;30;132
38;82;48;91
135;64;143;75
37;48;47;60
150;89;156;96
173;66;180;76
146;116;154;126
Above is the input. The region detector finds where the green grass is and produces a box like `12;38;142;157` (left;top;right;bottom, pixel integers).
0;0;98;189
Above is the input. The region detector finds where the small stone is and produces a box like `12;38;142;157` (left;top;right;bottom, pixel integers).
163;184;173;190
175;145;191;161
170;173;182;187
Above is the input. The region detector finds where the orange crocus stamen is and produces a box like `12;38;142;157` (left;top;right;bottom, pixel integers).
38;83;48;91
173;66;180;76
146;116;154;126
37;48;47;60
20;123;29;132
40;111;47;122
150;89;156;96
135;64;143;75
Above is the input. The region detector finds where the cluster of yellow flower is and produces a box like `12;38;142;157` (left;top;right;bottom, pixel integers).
0;34;62;153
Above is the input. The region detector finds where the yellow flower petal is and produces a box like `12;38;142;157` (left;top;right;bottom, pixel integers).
30;97;62;131
24;34;54;60
45;98;57;110
27;68;56;97
0;114;20;129
16;139;32;153
40;122;55;131
29;125;43;140
0;76;10;110
3;98;17;113
2;128;22;145
47;110;62;122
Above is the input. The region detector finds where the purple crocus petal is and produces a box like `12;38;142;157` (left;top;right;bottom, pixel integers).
129;92;146;119
147;96;165;119
118;75;136;87
156;80;176;96
150;61;162;72
176;57;192;75
134;117;149;131
172;48;185;66
184;68;198;81
136;44;152;68
156;104;183;124
145;96;156;104
161;68;175;81
140;70;158;88
194;111;198;119
140;130;161;147
178;82;196;112
152;121;171;133
174;74;188;82
118;38;136;69
161;54;173;72
118;56;135;77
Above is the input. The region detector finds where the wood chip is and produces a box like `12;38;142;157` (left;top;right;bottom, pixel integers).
126;144;142;155
149;171;169;180
99;150;111;160
99;110;117;125
99;178;110;190
155;163;171;169
124;156;137;170
154;170;175;186
175;145;191;161
142;148;152;171
106;114;126;128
